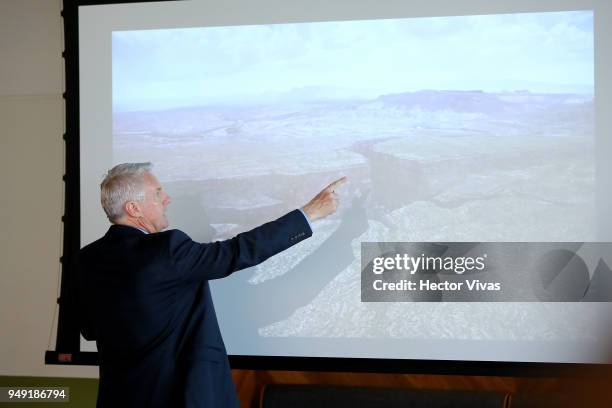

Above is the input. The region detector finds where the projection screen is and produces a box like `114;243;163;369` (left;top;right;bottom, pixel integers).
76;0;612;366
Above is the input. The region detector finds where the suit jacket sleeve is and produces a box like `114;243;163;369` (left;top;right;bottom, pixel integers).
70;254;97;341
168;209;312;283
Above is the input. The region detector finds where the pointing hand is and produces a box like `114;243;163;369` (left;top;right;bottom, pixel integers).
301;177;348;221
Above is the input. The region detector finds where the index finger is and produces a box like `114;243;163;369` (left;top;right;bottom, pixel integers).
325;176;348;192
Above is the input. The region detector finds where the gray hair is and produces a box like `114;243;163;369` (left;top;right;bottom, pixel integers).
100;162;152;222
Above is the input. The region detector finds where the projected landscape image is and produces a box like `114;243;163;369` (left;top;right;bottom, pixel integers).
112;11;603;358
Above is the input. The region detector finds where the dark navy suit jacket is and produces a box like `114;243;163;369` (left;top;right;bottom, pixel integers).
73;209;312;407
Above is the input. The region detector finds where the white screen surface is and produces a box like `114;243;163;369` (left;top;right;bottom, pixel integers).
79;0;612;364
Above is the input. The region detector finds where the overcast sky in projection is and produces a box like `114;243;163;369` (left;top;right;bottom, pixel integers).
112;10;593;111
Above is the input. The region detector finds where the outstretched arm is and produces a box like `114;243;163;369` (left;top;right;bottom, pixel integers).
169;177;348;284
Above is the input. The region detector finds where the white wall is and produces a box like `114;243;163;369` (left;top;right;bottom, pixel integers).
0;0;98;378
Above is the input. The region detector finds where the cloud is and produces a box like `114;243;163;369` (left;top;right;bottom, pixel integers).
112;10;593;110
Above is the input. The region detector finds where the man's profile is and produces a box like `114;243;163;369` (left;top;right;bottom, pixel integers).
73;162;346;408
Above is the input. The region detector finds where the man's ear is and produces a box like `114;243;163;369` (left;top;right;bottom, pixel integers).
124;201;142;218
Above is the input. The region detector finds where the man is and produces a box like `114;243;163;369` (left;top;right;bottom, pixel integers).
73;162;346;408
